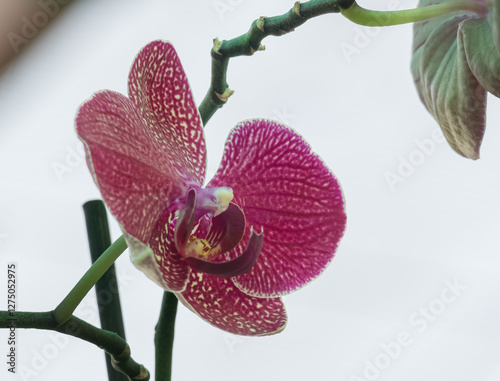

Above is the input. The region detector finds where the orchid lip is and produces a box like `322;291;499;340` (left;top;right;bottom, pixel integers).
205;202;246;258
173;186;260;277
185;227;263;278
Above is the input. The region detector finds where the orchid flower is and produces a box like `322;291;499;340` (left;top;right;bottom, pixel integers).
75;40;346;336
411;0;498;159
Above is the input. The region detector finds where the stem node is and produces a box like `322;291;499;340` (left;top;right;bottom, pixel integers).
293;2;303;17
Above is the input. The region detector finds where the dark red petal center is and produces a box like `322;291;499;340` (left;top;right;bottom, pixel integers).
172;187;262;278
186;228;263;278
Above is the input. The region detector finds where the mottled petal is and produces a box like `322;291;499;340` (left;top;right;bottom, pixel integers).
411;1;488;159
126;234;178;291
76;90;189;242
149;207;190;292
128;40;206;186
186;228;262;278
208;119;347;298
177;272;287;336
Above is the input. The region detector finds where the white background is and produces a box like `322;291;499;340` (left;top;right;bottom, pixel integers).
1;0;500;380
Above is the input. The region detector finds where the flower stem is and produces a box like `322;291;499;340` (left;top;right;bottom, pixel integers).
83;200;128;381
0;310;149;380
52;234;128;325
154;292;178;381
198;0;342;125
339;0;487;26
197;0;487;125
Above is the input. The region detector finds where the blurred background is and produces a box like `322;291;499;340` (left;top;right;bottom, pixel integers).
1;0;500;380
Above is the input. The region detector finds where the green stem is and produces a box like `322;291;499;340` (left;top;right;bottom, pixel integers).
154;292;178;381
52;234;128;325
0;311;149;380
198;0;342;125
83;200;128;381
197;0;488;125
339;0;487;27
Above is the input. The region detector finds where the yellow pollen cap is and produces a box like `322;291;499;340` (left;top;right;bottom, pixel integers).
213;187;234;216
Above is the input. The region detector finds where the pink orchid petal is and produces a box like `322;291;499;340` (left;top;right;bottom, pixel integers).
126;234;178;291
76;90;189;242
128;40;206;186
186;228;262;278
177;272;287;336
208;119;347;298
149;207;190;292
412;11;486;159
